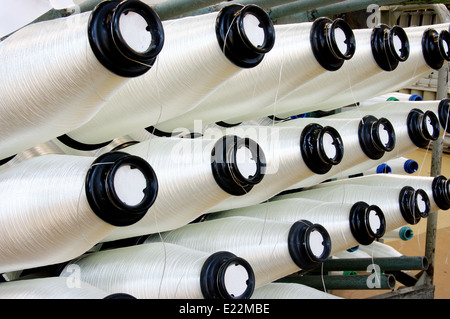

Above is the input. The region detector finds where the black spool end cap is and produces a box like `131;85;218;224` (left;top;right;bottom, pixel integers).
407;109;440;148
358;115;396;160
288;220;332;270
349;202;386;246
88;0;164;77
57;134;112;151
310;17;356;71
438;99;450;133
399;186;431;224
432;175;450;210
0;154;15;166
200;251;255;299
422;28;450;70
300;123;344;175
85;151;158;227
371;24;409;71
216;4;275;68
104;293;137;299
211;135;266;196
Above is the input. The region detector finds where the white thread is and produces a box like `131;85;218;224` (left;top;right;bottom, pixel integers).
275;183;419;232
209;198;379;255
251;282;342;299
65;11;245;144
154;22;328;133
60;242;236;299
0;11;130;160
0;154;117;273
358;241;403;258
145;216;314;288
0;277;122;299
101;136;238;242
203;125;324;213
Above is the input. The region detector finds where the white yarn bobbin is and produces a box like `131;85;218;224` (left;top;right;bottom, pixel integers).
277;116;395;190
323;173;450;212
201;124;343;213
144;216;331;288
383;226;414;241
59;242;256;299
0;0;164;160
0;277;135;299
60;3;275;147
155;18;354;133
208;198;386;255
0;151;158;273
250;24;408;120
251;282;342;299
101;134;266;242
275;182;431;230
358;241;404;258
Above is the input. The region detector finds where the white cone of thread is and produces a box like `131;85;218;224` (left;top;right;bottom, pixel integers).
144;216;321;288
0;154;138;273
209;198;380;255
64;11;249;145
277;117;375;190
275;183;422;232
203;125;324;213
358;240;404;258
251;282;341;299
0;11;136;160
260;27;388;119
321;173;444;212
0;277;126;299
324;25;445;111
154;21;330;133
60;242;244;299
101;136;239;242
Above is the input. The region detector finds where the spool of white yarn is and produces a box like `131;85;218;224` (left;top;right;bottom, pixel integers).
251;282;341;299
208;198;386;255
59;242;256;299
0;151;158;273
276;182;431;229
101;135;266;241
277;116;395;190
0;0;164;160
383;226;414;242
357;92;423;108
358;241;404;258
320;173;450;212
58;3;275;148
333;248;372;259
144;216;331;288
154;17;355;133
202;124;343;212
0;277;135;299
326;26;450;110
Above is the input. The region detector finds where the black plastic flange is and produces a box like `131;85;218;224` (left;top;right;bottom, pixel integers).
438;99;450;133
216;4;275;68
211;135;266;196
104;293;137;299
200;251;255;299
407;108;440;148
300;123;344;175
349;202;386;246
0;154;15;166
85;151;158;226
399;186;431;225
57;134;112;151
371;24;409;71
358;115;396;160
88;0;164;77
310;17;356;71
432;175;450;210
422;28;450;70
287;220;332;270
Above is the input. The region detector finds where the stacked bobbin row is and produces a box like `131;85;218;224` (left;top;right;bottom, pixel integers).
0;0;449;299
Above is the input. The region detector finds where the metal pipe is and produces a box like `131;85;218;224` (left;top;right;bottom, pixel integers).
148;0;223;20
320;257;429;272
277;274;396;290
425;62;449;285
276;0;408;23
268;0;343;22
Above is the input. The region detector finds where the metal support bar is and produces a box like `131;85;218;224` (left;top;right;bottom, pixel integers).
318;257;429;273
268;0;343;22
277;274;396;290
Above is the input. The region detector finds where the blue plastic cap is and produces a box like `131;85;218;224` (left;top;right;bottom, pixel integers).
409;94;423;101
399;226;414;241
404;159;419;174
376;163;392;174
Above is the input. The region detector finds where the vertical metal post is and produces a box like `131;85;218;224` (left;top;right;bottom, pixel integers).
425;63;449;285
